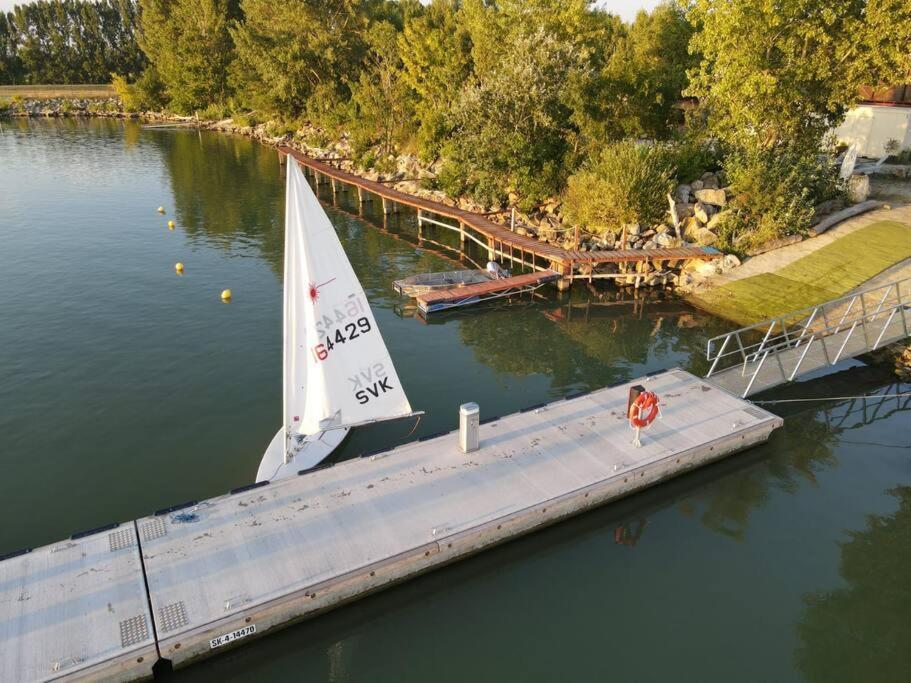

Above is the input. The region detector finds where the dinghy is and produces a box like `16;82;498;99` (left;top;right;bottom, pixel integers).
393;269;493;297
256;158;418;482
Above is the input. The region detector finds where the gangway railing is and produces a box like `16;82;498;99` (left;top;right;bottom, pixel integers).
705;278;911;397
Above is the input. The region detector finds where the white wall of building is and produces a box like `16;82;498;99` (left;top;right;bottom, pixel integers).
834;104;911;158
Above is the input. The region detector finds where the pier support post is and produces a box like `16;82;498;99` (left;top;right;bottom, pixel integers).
487;237;495;262
331;178;338;196
417;210;423;239
459;222;466;249
382;197;393;215
358;187;368;204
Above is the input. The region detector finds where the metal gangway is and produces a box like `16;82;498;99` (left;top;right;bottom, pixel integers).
705;278;911;397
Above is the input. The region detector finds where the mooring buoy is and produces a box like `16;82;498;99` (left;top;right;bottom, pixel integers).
221;289;232;302
157;206;165;214
168;220;175;230
175;262;184;274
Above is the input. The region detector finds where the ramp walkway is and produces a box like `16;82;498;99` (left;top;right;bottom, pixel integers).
705;278;911;397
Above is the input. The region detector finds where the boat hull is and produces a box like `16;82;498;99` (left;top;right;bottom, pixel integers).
393;269;492;297
256;427;349;482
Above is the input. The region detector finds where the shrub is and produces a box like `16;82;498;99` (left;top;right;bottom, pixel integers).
562;140;676;236
663;138;719;183
264;119;299;138
231;111;258;128
715;141;842;253
111;68;167;113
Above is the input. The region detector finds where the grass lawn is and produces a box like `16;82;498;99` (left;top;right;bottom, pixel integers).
688;220;911;325
0;84;114;99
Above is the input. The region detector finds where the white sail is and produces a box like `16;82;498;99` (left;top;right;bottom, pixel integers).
283;158;412;444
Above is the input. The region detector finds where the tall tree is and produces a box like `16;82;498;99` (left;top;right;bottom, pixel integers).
686;0;911;149
230;0;367;119
138;0;236;113
0;13;22;84
349;21;412;159
398;0;472;159
575;3;694;144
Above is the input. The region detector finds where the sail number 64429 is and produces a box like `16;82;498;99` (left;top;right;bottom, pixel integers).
312;317;372;361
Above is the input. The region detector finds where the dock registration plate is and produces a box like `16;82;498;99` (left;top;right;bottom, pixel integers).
209;624;256;649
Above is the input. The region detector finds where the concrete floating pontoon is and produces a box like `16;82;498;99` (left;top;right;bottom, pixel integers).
0;524;156;682
0;369;782;679
141;369;780;669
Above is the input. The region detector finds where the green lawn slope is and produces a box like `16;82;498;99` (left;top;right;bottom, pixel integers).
688;220;911;325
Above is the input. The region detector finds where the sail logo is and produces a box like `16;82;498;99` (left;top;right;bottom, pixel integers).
308;277;336;302
349;363;394;405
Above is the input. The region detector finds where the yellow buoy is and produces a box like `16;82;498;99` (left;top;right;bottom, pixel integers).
157;206;165;214
221;289;232;302
167;220;175;230
175;262;184;274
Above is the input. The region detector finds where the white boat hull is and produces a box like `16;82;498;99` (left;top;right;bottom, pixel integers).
256;427;349;482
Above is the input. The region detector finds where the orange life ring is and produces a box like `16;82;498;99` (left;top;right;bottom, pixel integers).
629;391;659;429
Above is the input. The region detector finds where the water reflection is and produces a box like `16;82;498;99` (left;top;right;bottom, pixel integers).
796;485;911;681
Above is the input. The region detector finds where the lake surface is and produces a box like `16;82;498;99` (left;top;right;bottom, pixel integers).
1;118;909;682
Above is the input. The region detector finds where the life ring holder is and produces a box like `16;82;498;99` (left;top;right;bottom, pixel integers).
628;390;660;447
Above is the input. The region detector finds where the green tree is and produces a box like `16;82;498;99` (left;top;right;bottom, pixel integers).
349;21;413;161
138;0;236;114
398;0;472;159
0;13;22;84
230;0;367;120
686;0;911;149
576;3;694;143
563;140;675;236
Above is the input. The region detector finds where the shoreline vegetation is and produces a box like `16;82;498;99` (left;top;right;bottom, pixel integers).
2;0;911;315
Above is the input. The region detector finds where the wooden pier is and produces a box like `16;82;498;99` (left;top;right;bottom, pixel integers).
0;369;781;681
416;270;561;315
280;148;722;288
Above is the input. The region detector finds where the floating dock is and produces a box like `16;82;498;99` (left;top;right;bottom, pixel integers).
0;369;781;680
416;270;561;315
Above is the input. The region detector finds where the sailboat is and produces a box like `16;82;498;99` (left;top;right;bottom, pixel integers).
256;156;417;482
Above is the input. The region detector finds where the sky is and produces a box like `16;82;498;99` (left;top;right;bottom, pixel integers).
0;0;663;23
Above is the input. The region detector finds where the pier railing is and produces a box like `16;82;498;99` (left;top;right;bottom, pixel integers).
705;278;911;397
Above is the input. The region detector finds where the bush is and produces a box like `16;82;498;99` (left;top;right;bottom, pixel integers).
111;68;167;113
264;119;299;138
198;102;231;121
562;140;676;236
715;141;842;253
663;138;719;183
231;111;259;128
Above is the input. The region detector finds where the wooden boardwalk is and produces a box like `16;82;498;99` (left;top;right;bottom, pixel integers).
281;148;723;282
416;270;561;314
0;370;781;679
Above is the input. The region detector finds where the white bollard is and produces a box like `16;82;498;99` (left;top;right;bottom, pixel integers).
459;402;480;453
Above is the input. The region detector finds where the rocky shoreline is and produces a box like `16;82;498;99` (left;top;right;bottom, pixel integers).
15;95;886;294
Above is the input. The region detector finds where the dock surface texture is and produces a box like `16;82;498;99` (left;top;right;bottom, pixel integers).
281;148;722;274
0;370;782;680
416;270;560;314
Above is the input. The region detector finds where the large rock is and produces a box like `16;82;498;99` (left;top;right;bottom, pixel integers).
655;232;679;248
701;172;719;190
720;253;741;272
691;179;704;192
625;223;642;237
694;188;727;207
846;174;871;203
692;227;718;247
694;201;715;224
706;208;731;231
675;184;692;203
681;216;701;241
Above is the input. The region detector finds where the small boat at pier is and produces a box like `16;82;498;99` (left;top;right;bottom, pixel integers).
393;269;493;297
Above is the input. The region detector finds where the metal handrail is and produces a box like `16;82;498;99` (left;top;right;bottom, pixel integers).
706;278;911;385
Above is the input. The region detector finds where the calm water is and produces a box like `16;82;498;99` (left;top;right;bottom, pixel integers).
1;119;909;682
